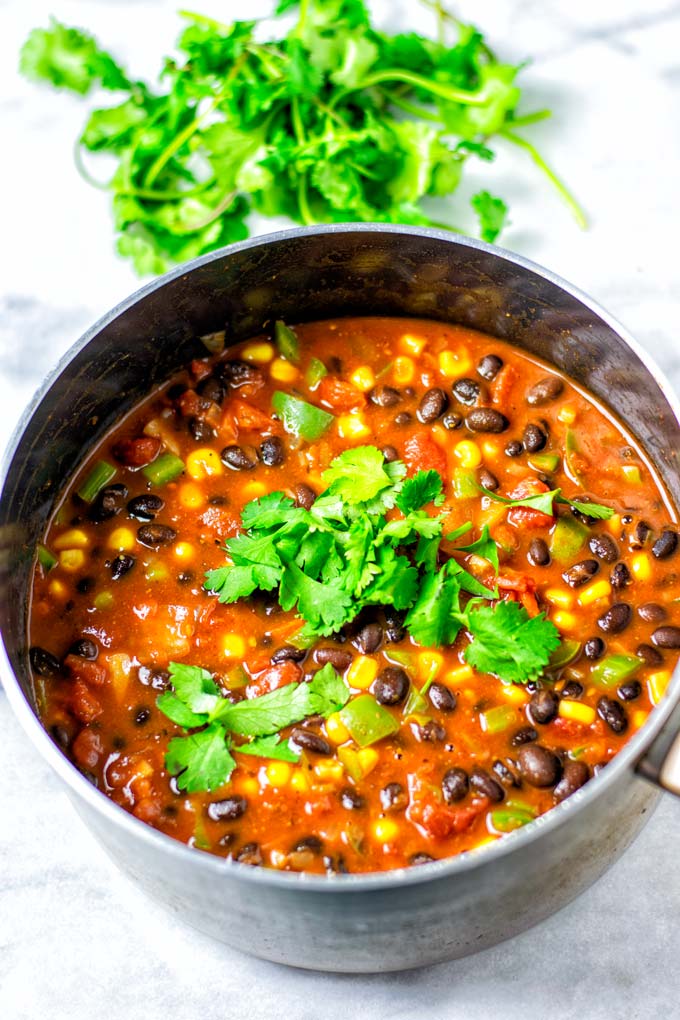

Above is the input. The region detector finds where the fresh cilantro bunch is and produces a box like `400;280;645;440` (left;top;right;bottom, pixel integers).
19;1;585;275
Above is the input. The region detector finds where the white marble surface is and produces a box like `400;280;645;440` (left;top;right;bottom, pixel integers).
2;1;680;1016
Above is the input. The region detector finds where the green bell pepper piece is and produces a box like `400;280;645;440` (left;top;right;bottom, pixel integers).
142;453;185;486
528;452;561;474
275;320;300;363
76;460;117;502
37;544;57;572
453;467;478;500
340;695;399;747
591;654;641;688
549;639;581;670
549;515;589;562
305;357;327;389
272;391;335;441
480;704;517;735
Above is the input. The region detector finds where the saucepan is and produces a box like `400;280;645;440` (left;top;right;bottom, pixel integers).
1;225;680;971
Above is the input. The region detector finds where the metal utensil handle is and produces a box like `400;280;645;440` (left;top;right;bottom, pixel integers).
637;699;680;796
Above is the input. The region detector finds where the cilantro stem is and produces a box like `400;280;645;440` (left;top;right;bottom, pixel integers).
509;109;552;127
334;70;493;108
501;129;587;229
296;0;312;35
291;95;314;225
143;100;217;189
382;89;442;123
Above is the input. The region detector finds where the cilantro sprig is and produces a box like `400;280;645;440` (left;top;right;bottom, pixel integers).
481;485;614;520
19;2;585;275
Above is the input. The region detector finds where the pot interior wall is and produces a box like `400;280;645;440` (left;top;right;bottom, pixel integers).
2;229;680;708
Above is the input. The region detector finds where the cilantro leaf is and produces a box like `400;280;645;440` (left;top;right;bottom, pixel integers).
405;565;463;646
280;561;353;635
307;662;351;714
214;682;314;736
483;486;557;516
464;601;561;683
166;662;221;716
235;734;300;762
156;692;207;729
165;724;236;792
322;446;398;503
204;564;261;603
396;470;444;513
20;18;131;95
471;190;508;243
556;496;614;520
456;524;500;572
241;492;299;530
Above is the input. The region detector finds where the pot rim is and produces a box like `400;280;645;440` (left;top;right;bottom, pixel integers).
2;222;679;893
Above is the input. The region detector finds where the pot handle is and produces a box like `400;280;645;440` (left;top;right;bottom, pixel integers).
636;700;680;797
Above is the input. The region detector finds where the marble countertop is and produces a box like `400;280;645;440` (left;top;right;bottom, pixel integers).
2;1;680;1016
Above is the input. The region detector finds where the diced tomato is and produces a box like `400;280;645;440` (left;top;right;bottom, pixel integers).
506;477;555;529
71;727;103;770
519;591;541;617
403;433;446;476
64;655;108;686
410;799;487;839
490;364;518;407
199;506;240;539
317;376;364;412
246;660;302;699
111;436;162;468
496;573;532;594
70;681;103;724
189;359;213;382
230;399;274;431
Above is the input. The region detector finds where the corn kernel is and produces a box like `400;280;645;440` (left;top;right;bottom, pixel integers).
474;835;499;850
240;480;268;502
438;348;473;379
631;552;652;582
430;424;448;447
453;439;482;469
53;528;89;551
607;514;624;537
552;610;578;632
357;747;379;775
265;761;292;787
350;365;375;392
558;700;596;725
417;651;443;680
222;633;246;659
239;777;260;797
577;580;612;607
347;655;379;690
622;463;643;484
186;447;223;481
178;482;205;510
270;850;287;869
443;664;474;686
632;709;649;730
290;768;311;793
270;357;299;383
174;541;195;562
468;554;491;572
107;652;132;699
500;684;530;705
558;405;577;425
372;817;399;843
337;413;370;440
326;712;351;744
314;759;344;783
544;588;576;610
392;356;415;385
48;579;67;599
481;440;501;460
649;671;672;705
242;341;274;363
108;527;136;552
399;333;426;355
59;549;85;572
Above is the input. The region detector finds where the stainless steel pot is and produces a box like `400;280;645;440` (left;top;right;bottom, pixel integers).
2;225;680;973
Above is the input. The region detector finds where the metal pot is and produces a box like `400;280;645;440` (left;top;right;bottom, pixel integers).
2;225;679;973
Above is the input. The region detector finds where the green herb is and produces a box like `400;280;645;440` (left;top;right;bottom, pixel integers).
166;723;236;793
483;485;614;521
20;2;585;275
235;734;300;762
271;391;335;441
464;601;560;684
76;460;116;503
274;320;300;363
37;544;57;573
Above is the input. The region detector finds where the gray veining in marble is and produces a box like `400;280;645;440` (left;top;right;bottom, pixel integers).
2;1;680;1017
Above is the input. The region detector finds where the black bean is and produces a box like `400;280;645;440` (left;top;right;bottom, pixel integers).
380;782;408;812
197;375;225;404
289;728;332;756
29;646;62;678
511;726;538;747
412;719;446;743
562;559;599;588
51;724;71;749
208;796;247;822
221;444;257;471
110;554;135;580
526;376;564;406
218;360;262;388
470;767;505;802
554;760;590;802
479;468;499;491
134;707;151;726
518;745;561;787
394;411;412;426
138;665;170;690
442;411;463;430
188;417;215;442
452;378;481;405
597;603;632;634
235;842;262;866
588;534;618;563
292;835;323;854
257;436;285;467
428;682;457;713
610;562;631;589
177;571;194;586
373;667;409;706
651;625;680;649
638;602;667;623
442;767;469;803
417;387;448;423
652;530;678;560
597;696;628;734
271;645;306;664
76;577;95;594
630;520;651;549
340;787;364;810
636;643;663;667
352;622;383;655
584;637;606;661
384;608;406;643
88;483;129;523
137;524;177;549
68;638;98;660
561;680;584;699
477;354;503;381
529;689;559;725
369;385;401;407
293;483;316;509
618;680;642;701
523;423;547;453
492;759;521;788
410;852;436;866
381;445;399;463
465;408;509;433
314;647;353;671
505;439;523;457
127;494;165;521
526;537;550;568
